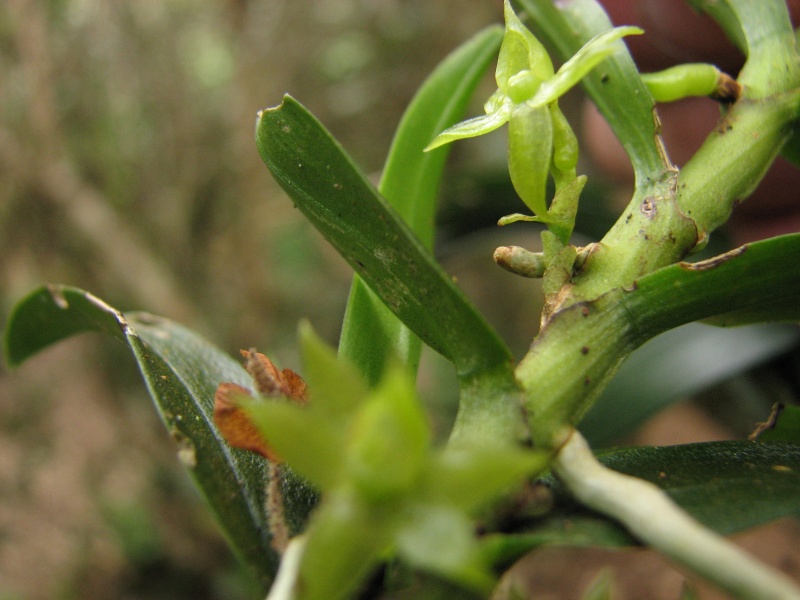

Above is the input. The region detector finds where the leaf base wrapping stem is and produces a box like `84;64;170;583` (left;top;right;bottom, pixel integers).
553;429;800;600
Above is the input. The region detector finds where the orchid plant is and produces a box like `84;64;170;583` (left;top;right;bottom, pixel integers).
5;0;800;599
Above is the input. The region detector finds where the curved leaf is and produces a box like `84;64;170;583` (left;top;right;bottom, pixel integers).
256;96;513;380
4;285;317;588
379;25;503;247
340;25;504;384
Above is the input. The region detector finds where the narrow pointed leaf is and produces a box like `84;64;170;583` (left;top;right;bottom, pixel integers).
339;25;503;384
380;25;503;246
256;96;513;379
4;285;316;587
246;401;343;490
300;320;368;419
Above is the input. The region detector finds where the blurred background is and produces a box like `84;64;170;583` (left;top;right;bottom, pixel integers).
1;1;799;599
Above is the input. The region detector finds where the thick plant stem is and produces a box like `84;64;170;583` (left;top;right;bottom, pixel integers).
553;430;800;600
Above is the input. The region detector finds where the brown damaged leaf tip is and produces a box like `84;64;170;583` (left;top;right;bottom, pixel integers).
214;350;309;461
214;382;280;460
241;348;309;403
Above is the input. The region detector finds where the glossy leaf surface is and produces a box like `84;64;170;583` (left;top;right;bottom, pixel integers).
3;285;317;587
339;25;503;384
256;96;513;380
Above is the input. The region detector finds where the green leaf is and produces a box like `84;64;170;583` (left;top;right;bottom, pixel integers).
516;0;669;181
348;367;431;502
245;323;369;490
246;400;343;490
256;96;513;380
3;285;311;588
380;25;503;248
300;320;368;420
340;25;503;384
428;446;549;514
489;441;800;564
626;234;800;332
298;490;391;600
594;442;800;534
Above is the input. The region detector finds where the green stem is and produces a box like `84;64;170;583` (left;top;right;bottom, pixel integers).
449;365;527;448
515;288;635;448
677;91;800;239
571;87;800;304
554;430;800;600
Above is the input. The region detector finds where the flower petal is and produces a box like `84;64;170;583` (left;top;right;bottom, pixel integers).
424;108;510;151
497;0;553;91
532;25;643;106
507;103;552;217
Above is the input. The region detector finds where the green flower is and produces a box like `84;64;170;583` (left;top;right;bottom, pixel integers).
245;322;546;600
427;0;641;233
